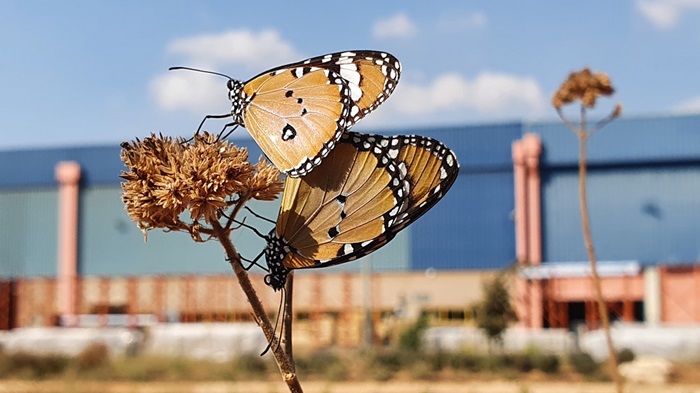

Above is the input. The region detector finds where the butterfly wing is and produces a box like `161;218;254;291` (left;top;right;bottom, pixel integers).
391;134;460;231
262;131;459;290
242;68;350;177
276;135;410;268
295;51;402;127
236;51;401;177
275;131;459;266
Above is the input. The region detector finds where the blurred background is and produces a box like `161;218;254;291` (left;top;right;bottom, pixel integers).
1;0;700;388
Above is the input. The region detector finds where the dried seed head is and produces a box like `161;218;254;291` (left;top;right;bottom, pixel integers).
613;103;623;118
552;68;615;109
120;133;281;238
245;157;284;201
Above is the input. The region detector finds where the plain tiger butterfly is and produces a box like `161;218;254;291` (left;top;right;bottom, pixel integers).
256;131;459;290
171;50;401;177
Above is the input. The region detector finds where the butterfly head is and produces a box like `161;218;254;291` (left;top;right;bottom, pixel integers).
226;79;247;125
263;230;291;291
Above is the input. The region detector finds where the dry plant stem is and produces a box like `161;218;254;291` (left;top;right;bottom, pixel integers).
576;108;624;393
210;220;303;393
283;270;295;371
223;194;250;232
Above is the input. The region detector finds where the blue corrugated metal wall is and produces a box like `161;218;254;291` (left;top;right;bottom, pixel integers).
528;114;700;264
542;166;700;264
76;185;409;277
395;124;520;270
0;133;412;278
0;188;58;277
2;114;699;277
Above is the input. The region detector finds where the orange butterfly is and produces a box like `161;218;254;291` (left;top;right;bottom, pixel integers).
254;131;459;290
172;51;401;177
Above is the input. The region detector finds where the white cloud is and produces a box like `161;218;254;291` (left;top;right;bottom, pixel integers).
166;29;301;70
368;72;546;125
150;72;229;114
636;0;700;30
437;11;488;33
152;29;301;113
673;96;700;113
373;13;418;39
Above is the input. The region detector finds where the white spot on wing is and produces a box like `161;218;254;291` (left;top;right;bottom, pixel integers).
343;244;353;255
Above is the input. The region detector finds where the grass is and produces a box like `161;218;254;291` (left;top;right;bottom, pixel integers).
0;345;635;383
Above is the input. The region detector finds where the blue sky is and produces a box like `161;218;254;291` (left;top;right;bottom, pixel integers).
1;0;699;149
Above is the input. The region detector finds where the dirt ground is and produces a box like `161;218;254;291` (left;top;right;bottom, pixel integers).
2;381;700;393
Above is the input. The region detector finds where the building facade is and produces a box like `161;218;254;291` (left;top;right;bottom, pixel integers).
1;114;699;340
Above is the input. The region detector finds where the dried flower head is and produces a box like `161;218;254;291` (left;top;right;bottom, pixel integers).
120;132;283;238
245;157;285;201
552;68;615;109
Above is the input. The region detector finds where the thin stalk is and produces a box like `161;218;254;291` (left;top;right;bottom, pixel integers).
283;270;295;371
577;117;623;393
210;220;303;393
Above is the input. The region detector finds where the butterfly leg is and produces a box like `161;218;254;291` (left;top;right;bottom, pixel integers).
226;214;267;239
244;206;276;224
238;249;269;272
218;122;239;141
196;113;232;134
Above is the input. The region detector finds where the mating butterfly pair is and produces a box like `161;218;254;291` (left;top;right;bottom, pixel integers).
174;50;459;290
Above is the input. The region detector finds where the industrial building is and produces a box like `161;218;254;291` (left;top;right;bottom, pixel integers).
1;114;699;346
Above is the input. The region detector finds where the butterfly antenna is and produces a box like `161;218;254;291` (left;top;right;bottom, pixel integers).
244;206;276;224
169;67;239;140
260;288;285;356
168;66;234;81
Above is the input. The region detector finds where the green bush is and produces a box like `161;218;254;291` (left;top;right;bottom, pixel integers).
111;356;170;381
295;351;346;381
366;349;406;372
232;353;269;377
617;348;635;364
75;342;110;371
532;353;560;374
475;274;517;347
425;351;448;372
505;353;534;372
448;351;485;372
362;348;422;381
8;351;70;378
408;359;433;380
568;352;599;375
0;350;10;377
398;314;429;352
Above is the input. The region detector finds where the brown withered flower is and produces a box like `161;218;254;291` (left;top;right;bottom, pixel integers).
244;157;286;201
552;68;615;109
120;132;283;239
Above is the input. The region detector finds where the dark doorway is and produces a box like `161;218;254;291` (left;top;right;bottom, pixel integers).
0;280;17;330
567;301;586;331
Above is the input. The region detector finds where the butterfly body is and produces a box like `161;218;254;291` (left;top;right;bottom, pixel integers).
261;131;459;290
211;51;401;177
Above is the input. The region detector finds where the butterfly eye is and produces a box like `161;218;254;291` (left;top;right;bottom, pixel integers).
226;79;236;90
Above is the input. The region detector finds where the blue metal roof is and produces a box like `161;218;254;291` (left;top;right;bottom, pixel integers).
0;135;268;188
526;113;700;167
